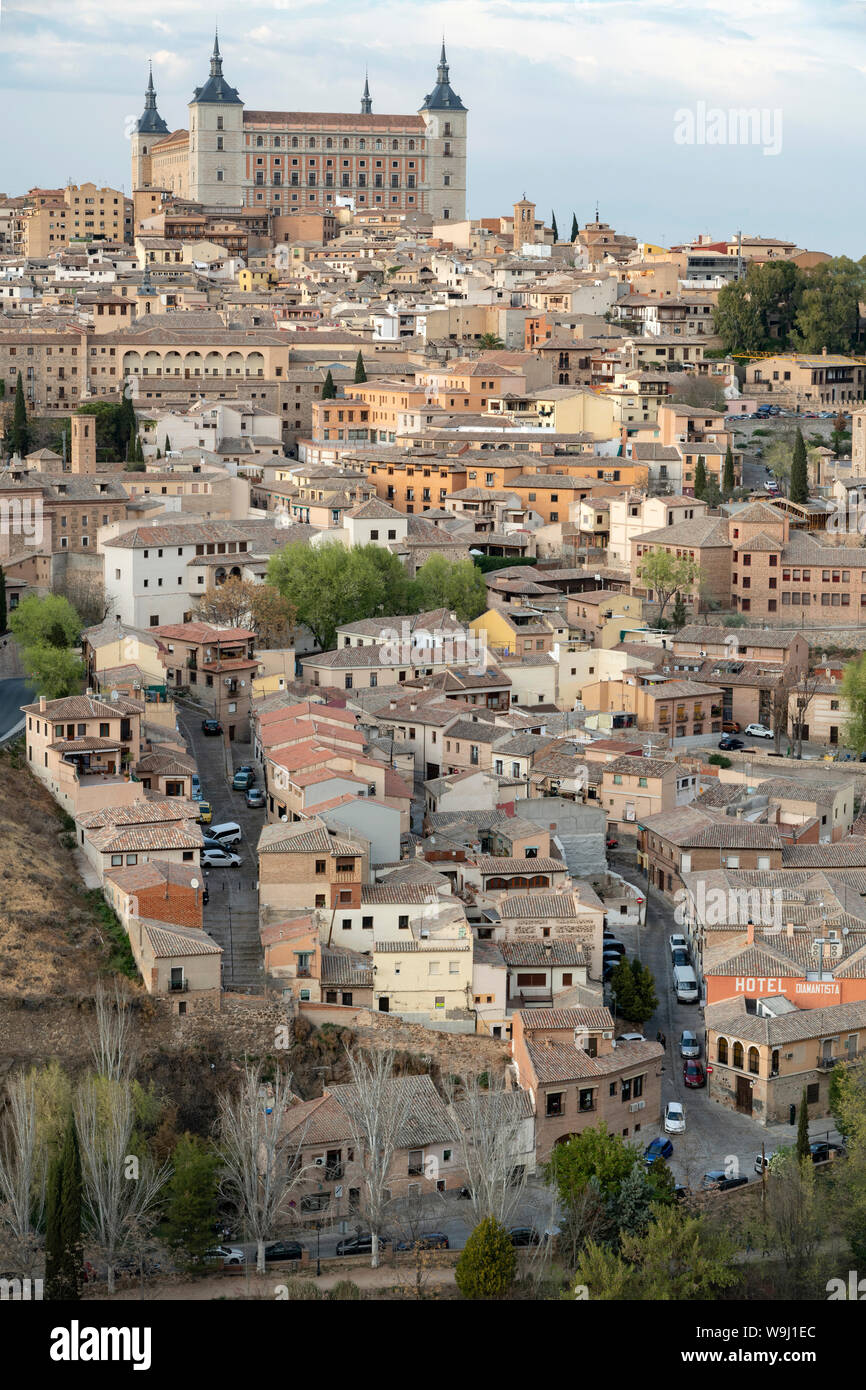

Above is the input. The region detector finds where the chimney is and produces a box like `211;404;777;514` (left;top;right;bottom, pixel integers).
746;918;755;945
822;346;828;357
389;700;397;711
86;687;93;697
786;921;794;939
39;695;46;713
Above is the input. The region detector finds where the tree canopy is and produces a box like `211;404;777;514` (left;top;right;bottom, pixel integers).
637;549;702;622
267;541;410;651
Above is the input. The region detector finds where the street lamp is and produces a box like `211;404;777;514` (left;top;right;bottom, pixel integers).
315;1218;322;1277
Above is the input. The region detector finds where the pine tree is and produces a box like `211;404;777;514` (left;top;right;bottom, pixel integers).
693;454;707;499
45;1118;83;1301
161;1134;221;1268
156;447;162;459
119;390;137;452
163;434;171;454
789;427;809;504
796;1086;811;1161
722;442;735;496
455;1217;516;1300
570;212;579;242
9;371;30;457
551;210;559;241
321;370;337;400
354;351;367;384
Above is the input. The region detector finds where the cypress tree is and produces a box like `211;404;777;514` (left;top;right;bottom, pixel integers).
321;369;337;400
722;442;735;496
693;454;707;499
796;1086;811;1161
551;210;559;241
671;591;686;631
163;434;171;454
789;427;809;504
353;351;367;384
570;212;579;242
45;1118;83;1301
9;371;30;457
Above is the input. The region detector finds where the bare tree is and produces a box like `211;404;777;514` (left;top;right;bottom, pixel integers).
215;1062;310;1274
91;980;136;1084
332;1051;416;1269
0;1070;44;1273
74;1076;171;1294
443;1074;530;1229
790;670;824;758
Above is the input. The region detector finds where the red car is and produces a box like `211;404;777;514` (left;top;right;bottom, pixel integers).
683;1059;706;1088
606;837;618;850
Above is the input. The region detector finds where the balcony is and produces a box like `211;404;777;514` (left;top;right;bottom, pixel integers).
168;979;189;993
817;1050;857;1070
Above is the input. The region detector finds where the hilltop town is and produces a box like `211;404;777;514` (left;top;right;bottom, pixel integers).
2;31;866;1310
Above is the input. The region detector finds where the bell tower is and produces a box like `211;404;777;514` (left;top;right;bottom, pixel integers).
419;43;467;222
512;195;536;252
131;63;169;191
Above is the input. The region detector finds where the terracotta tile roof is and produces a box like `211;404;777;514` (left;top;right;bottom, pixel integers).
142;922;222;958
499;940;586;966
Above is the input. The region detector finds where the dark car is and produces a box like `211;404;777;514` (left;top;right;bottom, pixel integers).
335;1233;392;1257
671;948;689;968
245;787;266;809
264;1240;304;1263
809;1141;845;1164
702;1170;748;1192
201;719;223;736
602;939;626;957
395;1232;449;1252
508;1226;541;1247
718;736;744;751
683;1059;706;1088
644;1137;674;1165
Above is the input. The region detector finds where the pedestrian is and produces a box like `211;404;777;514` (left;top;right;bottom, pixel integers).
660;1032;666;1049
656;1030;662;1043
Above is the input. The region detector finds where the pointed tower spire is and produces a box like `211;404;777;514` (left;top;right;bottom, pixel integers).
211;27;222;76
437;40;449;85
137;61;169;134
361;69;372;115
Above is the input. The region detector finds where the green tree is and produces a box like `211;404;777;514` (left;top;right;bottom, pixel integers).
693;454;707;499
268;541;410;651
789;427;809;504
842;653;866;754
547;1123;640;1204
609;955;637;1021
670;591;687;631
8;372;30;457
45;1117;83;1301
765;433;795;494
619;1204;740;1300
161;1133;220;1268
455;1216;516;1299
163;434;172;454
637;548;702;623
712;279;765;355
321;369;337;400
570;212;579;242
20;645;85;700
796;1086;811;1160
118;389;137;453
75;402;128;462
10;592;81;651
626;957;659;1028
722;442;735;496
0;565;6;634
551;210;559;241
478;333;505;350
353;351;367;384
792;256;866;355
410;554;487;621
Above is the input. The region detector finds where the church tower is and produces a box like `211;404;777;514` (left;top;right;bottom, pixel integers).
131;64;169;191
419;43;467;222
360;73;372;115
512;194;536;252
188;31;245;205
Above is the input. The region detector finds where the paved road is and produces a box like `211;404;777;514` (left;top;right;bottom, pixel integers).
0;675;34;741
607;854;843;1190
177;709;265;990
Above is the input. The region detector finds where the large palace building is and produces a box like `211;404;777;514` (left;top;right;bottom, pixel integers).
131;34;468;221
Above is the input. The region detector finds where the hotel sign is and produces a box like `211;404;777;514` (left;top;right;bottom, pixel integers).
734;977;840;1000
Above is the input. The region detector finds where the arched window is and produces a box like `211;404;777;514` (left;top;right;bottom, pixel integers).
771;1049;780;1076
274;137;281;148
732;1041;744;1070
256;136;263;147
326;137;333;149
375;138;382;150
392;138;398;150
748;1046;760;1076
408;139;415;150
359;138;366;150
291;136;298;148
717;1037;728;1065
309;136;316;148
343;138;349;149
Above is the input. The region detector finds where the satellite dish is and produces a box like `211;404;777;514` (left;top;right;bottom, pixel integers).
190;878;200;890
280;814;288;822
110;689;119;701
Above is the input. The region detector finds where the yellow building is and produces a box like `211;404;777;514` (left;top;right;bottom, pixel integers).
23;183;127;256
371;938;473;1021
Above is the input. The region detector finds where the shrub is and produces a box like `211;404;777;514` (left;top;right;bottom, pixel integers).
708;754;732;768
281;1278;321;1300
455;1217;516;1300
328;1279;362;1300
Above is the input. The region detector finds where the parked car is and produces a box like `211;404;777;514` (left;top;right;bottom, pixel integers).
202;847;242;869
664;1101;686;1134
264;1240;304;1263
209;822;242;846
669;933;688;955
602;963;614;982
606;836;618;849
196;801;212;825
702;1171;749;1192
683;1059;706;1088
203;1244;245;1266
671;948;689;969
745;723;773;739
644;1137;674;1164
721;720;741;734
201;719;223;736
395;1232;449;1251
232;769;255;791
335;1233;392;1257
765;480;780;493
602;939;626;957
754;1151;776;1174
508;1226;541;1247
810;1141;845;1164
679;1030;700;1058
191;784;205;803
616;1033;646;1043
718;736;744;751
245;787;266;809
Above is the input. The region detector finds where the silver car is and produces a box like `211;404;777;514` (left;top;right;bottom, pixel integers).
680;1030;700;1058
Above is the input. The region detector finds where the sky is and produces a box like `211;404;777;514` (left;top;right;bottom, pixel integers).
2;0;866;256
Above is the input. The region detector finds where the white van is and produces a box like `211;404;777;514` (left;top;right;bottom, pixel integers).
673;964;699;1004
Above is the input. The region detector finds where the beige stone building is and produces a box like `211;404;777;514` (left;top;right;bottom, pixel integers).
22;183;127;256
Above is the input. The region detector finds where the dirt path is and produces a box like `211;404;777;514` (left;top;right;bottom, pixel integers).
84;1263;458;1300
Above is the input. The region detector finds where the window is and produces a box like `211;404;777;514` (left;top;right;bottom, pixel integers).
546;1092;564;1117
